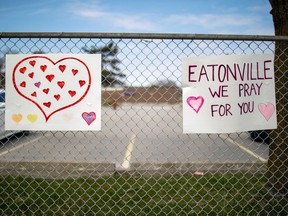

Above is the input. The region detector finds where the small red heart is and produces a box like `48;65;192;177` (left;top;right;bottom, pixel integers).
40;65;47;72
43;88;50;94
54;94;60;101
68;90;76;97
20;81;26;87
28;72;34;78
29;60;36;67
31;92;37;97
79;80;86;87
19;67;26;74
59;65;66;72
46;74;55;82
43;102;51;108
57;81;65;89
72;69;78;76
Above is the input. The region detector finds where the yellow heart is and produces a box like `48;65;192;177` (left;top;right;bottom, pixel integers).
27;114;38;123
12;114;23;123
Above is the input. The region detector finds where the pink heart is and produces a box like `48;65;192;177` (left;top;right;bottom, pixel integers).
82;112;96;125
187;96;204;113
34;81;41;88
258;103;275;121
13;56;91;122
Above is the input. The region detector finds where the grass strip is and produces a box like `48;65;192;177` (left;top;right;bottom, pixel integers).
0;174;287;215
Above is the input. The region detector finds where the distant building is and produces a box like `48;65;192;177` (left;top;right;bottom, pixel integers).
102;86;181;104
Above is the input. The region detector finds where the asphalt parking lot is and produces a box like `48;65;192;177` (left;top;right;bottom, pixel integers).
0;104;269;172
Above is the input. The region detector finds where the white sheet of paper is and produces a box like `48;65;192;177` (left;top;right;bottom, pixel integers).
5;54;101;131
182;54;277;133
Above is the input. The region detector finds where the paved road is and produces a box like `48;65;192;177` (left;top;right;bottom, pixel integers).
0;104;269;170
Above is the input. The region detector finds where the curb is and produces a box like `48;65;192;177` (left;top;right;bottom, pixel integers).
0;161;267;179
125;162;267;176
0;161;115;179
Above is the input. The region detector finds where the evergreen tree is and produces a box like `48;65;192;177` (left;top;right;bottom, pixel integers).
82;42;125;87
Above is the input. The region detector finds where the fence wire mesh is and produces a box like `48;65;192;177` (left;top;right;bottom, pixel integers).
0;33;287;215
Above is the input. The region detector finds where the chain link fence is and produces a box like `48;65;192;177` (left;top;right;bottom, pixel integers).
0;32;287;215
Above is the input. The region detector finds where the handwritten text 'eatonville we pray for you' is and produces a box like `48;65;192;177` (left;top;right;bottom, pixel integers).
187;60;273;117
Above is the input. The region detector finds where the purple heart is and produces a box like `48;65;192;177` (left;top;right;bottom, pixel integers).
82;112;96;125
34;81;41;88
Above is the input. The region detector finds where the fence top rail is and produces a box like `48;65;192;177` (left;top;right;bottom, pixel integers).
0;32;288;41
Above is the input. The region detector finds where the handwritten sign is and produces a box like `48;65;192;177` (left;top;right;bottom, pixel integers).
5;54;101;131
182;54;277;133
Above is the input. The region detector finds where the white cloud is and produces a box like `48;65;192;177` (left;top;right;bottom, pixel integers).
69;2;158;31
75;10;110;18
248;5;272;12
0;2;50;16
67;1;272;34
165;14;259;29
110;15;157;30
245;26;274;35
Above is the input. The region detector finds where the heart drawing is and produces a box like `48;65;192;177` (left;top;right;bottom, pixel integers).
82;112;96;125
13;56;91;122
27;114;38;123
258;103;275;121
12;114;23;123
187;96;204;113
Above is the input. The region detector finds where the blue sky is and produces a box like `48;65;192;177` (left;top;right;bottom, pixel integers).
0;0;274;35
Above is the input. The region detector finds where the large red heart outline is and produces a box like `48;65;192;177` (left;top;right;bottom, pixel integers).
13;56;92;122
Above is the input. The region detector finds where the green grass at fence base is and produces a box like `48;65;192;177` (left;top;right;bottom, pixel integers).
0;174;287;215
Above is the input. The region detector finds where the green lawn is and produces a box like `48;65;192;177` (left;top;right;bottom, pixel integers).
0;174;287;215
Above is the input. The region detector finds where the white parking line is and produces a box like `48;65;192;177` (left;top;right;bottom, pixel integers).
0;134;47;157
219;134;267;162
121;133;136;169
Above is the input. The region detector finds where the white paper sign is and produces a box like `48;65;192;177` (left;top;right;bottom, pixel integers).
5;54;101;131
182;54;277;133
